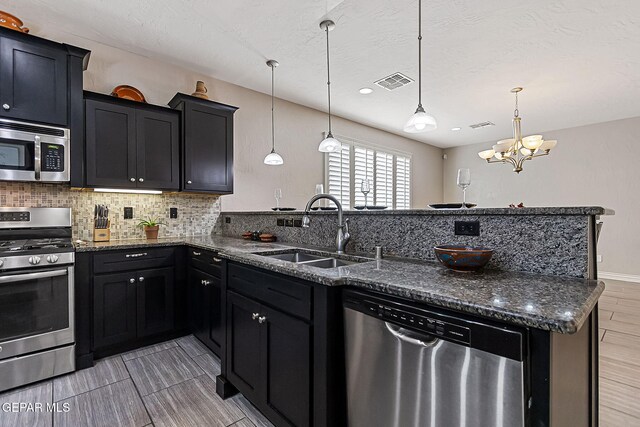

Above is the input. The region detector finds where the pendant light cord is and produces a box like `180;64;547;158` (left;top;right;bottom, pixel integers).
417;0;422;109
271;63;275;152
514;90;519;118
325;24;333;135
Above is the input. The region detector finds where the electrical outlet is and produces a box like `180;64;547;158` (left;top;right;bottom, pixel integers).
170;207;178;219
597;255;603;263
455;220;480;236
225;217;231;224
277;218;285;226
285;219;294;227
124;207;133;219
293;219;303;227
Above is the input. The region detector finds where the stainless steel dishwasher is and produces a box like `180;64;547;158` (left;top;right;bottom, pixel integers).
343;290;527;427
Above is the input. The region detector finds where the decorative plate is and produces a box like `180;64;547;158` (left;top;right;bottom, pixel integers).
111;85;147;103
0;11;29;33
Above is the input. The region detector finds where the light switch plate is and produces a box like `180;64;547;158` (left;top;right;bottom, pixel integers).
124;207;133;219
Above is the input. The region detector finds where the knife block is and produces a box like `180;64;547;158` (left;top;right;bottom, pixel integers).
93;220;111;242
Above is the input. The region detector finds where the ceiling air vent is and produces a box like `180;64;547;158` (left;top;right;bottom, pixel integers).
469;121;495;129
374;72;414;91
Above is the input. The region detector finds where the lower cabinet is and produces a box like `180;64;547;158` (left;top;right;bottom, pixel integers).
223;262;345;427
93;267;175;350
188;248;224;356
227;291;312;427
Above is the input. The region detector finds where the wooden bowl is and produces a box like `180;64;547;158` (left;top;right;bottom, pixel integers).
110;85;147;102
0;11;29;33
434;245;493;272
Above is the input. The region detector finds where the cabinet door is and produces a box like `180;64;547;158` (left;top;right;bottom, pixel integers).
261;307;312;427
184;103;234;193
136;109;179;190
0;37;68;125
227;291;262;401
85;99;136;187
136;267;175;338
188;267;211;345
93;272;137;350
208;274;223;355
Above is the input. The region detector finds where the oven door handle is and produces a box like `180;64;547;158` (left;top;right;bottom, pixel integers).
0;269;67;284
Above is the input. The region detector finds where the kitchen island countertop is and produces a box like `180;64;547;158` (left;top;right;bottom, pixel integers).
75;235;603;334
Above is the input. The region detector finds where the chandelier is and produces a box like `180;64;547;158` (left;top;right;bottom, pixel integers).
478;87;557;173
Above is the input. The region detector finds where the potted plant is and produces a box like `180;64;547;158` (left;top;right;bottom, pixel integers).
137;218;166;240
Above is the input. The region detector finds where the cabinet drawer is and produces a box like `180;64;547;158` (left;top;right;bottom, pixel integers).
189;248;223;277
228;263;312;321
94;247;175;274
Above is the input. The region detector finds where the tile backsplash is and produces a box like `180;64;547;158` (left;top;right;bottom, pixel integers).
0;182;220;240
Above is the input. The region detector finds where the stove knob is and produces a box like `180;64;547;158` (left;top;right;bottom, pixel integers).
46;255;59;264
28;256;41;265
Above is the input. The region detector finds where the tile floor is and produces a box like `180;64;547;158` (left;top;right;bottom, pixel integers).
0;335;274;427
599;279;640;426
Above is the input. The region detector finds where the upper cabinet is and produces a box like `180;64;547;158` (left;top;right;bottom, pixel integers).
84;92;180;190
0;27;89;128
169;94;238;194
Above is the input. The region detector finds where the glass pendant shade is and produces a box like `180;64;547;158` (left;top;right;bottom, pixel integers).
264;150;284;165
404;108;437;133
318;133;341;152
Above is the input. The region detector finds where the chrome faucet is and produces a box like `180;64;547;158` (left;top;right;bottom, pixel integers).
302;193;350;254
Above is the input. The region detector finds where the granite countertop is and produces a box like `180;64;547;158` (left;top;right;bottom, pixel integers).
75;235;604;334
221;206;614;216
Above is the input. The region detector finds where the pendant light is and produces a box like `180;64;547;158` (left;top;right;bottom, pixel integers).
404;0;437;133
264;59;284;165
318;20;341;153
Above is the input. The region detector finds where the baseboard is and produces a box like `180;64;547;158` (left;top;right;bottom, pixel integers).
598;271;640;283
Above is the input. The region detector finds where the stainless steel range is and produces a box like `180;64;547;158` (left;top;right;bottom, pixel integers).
0;207;75;392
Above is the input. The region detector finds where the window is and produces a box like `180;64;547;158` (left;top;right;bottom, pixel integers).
325;136;412;210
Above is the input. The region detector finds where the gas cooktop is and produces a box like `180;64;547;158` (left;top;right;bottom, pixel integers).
0;238;74;254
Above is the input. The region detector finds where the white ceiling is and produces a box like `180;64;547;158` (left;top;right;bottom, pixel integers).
8;0;640;148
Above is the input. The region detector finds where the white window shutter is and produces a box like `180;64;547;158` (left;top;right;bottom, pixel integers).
395;156;411;209
375;151;394;207
326;144;350;209
354;146;374;207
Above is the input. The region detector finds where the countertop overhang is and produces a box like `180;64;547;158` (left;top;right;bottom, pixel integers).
76;235;604;334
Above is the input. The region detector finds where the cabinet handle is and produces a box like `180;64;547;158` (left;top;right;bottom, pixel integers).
126;252;147;258
252;312;260;320
2;104;9;111
130;177;136;182
139;178;144;182
258;316;267;324
187;180;192;184
201;279;211;286
129;278;136;284
192;251;201;256
212;257;222;263
138;276;145;282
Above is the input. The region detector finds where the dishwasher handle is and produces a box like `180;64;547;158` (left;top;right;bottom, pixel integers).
385;322;439;347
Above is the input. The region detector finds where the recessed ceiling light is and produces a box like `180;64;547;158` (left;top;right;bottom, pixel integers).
451;127;461;131
359;87;373;94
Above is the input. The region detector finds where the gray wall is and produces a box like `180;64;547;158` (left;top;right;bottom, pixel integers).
443;116;640;276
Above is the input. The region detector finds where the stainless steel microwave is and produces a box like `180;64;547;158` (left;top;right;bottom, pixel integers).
0;118;70;182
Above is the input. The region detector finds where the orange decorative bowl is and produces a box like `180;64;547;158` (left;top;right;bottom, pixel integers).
110;85;147;103
0;11;29;33
434;245;493;272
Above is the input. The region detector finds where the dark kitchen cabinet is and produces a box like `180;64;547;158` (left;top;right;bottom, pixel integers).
136;267;175;338
0;35;66;125
84;92;180;190
93;271;138;349
169;93;238;194
222;262;346;427
86;247;186;358
188;248;224;356
0;27;89;130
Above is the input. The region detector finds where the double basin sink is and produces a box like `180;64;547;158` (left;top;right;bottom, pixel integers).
257;250;370;269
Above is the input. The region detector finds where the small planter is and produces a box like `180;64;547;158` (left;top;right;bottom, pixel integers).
144;225;159;240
